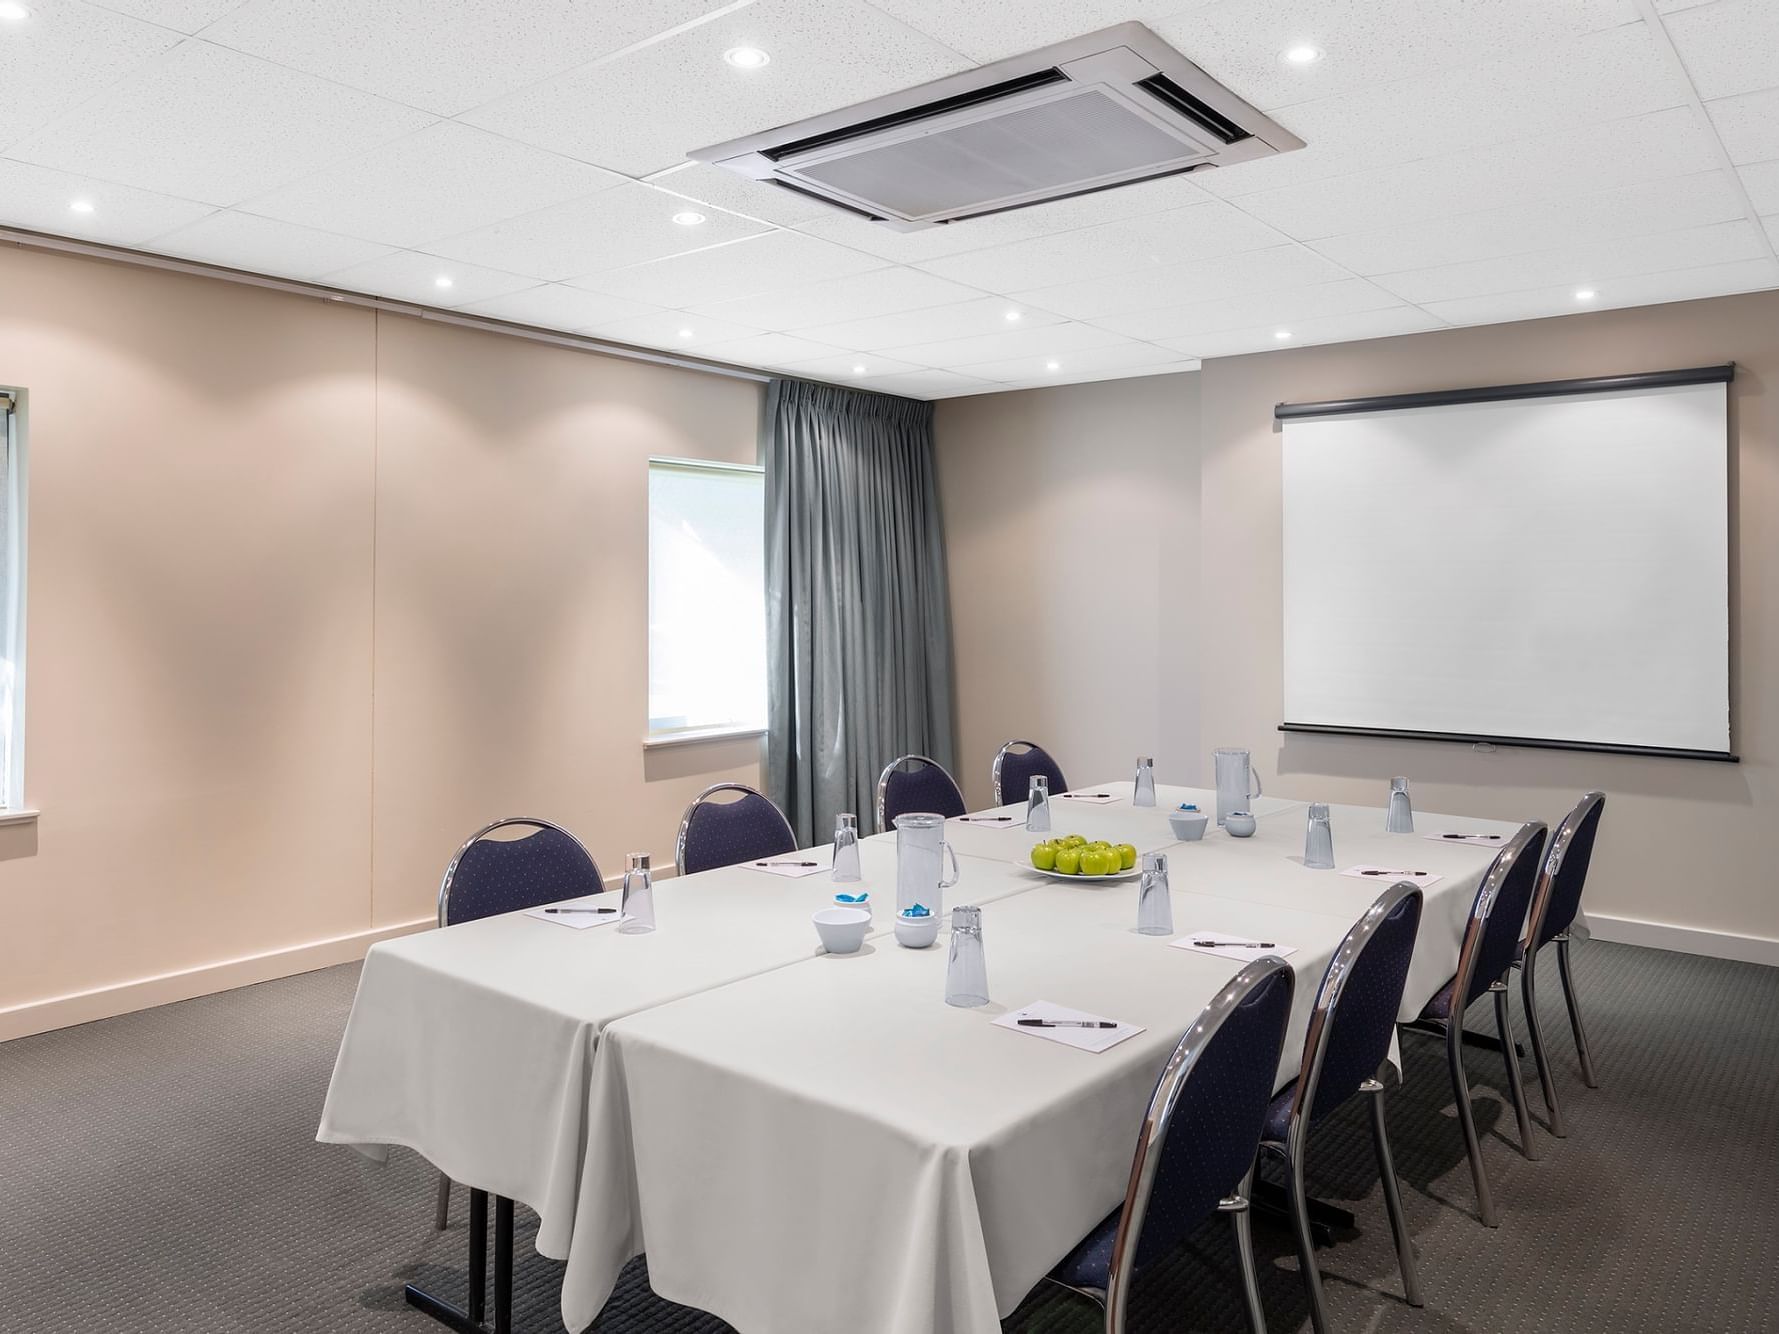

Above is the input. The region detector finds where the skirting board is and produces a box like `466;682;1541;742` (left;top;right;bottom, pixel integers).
0;916;433;1043
1586;913;1779;968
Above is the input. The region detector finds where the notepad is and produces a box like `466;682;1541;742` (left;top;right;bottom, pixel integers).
1424;831;1507;846
748;858;830;879
995;1001;1144;1053
1172;933;1299;963
524;896;626;930
1341;865;1444;888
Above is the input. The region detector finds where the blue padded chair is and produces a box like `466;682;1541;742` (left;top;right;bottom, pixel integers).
1260;883;1425;1334
876;753;967;832
433;817;603;1229
991;739;1068;807
1045;957;1296;1334
675;781;797;877
1405;820;1547;1228
1518;791;1607;1138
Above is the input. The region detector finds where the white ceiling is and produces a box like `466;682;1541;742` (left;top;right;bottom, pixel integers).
3;0;1777;398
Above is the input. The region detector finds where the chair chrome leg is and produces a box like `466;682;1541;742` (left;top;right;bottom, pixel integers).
1221;1172;1268;1334
1517;950;1566;1137
1364;1080;1423;1307
1556;935;1599;1088
1492;981;1538;1161
434;1171;451;1231
1444;1014;1498;1227
1282;1132;1329;1334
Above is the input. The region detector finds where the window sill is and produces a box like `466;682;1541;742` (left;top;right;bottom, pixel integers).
643;726;766;751
0;808;40;826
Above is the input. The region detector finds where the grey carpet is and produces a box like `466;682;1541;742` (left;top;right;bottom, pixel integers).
0;938;1774;1333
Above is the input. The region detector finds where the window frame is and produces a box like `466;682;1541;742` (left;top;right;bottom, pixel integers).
643;454;768;748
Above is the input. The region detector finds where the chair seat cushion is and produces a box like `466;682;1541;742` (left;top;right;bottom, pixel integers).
1418;976;1458;1022
1050;1206;1121;1291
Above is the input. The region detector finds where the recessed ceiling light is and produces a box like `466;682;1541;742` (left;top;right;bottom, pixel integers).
671;210;706;226
678;327;695;338
1004;309;1022;323
1283;44;1322;65
1045;360;1061;372
68;198;95;215
0;3;31;22
1274;329;1292;341
433;275;454;290
724;45;770;69
1574;288;1597;302
852;364;867;375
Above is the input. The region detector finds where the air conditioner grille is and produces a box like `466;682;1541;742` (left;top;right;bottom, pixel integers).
791;88;1206;221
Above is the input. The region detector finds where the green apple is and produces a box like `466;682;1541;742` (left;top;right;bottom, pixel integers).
1055;845;1082;875
1031;842;1057;871
1066;834;1087;847
1116;843;1138;870
1080;846;1112;876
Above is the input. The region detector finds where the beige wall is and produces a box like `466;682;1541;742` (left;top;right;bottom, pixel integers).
1199;290;1778;958
0;244;762;1039
936;373;1200;807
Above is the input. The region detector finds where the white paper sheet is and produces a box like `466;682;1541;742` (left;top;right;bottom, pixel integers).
1423;831;1508;847
523;896;626;930
994;1000;1144;1053
1172;933;1299;964
747;858;830;879
1340;865;1444;888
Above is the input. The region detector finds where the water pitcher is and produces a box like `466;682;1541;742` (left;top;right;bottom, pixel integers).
894;812;960;917
1303;804;1335;870
618;852;655;933
1213;747;1264;827
945;905;989;1007
1385;777;1415;834
1025;774;1051;832
832;812;862;882
1132;756;1156;808
1136;851;1173;936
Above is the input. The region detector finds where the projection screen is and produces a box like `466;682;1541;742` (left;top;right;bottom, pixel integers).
1278;368;1733;759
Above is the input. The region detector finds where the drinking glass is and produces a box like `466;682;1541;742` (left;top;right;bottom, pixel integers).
832;812;862;882
1136;852;1173;936
618;852;656;933
1132;756;1156;808
1303;804;1335;870
945;905;989;1007
1213;748;1263;827
1025;774;1051;832
894;812;960;917
1385;777;1415;834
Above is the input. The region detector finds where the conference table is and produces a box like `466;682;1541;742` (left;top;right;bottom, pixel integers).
319;781;1520;1334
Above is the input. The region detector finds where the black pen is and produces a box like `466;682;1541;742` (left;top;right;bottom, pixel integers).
544;906;618;915
1019;1018;1118;1029
1061;792;1112;799
959;815;1016;822
757;859;820;867
1359;869;1428;877
1193;939;1275;949
1440;833;1501;841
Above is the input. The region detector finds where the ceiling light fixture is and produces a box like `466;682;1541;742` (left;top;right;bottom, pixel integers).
1283;44;1322;65
68;198;95;214
1574;288;1597;302
1274;329;1292;341
1045;360;1061;372
0;2;31;22
852;364;867;375
433;275;454;289
1004;310;1022;323
678;327;695;338
671;210;706;226
723;45;770;70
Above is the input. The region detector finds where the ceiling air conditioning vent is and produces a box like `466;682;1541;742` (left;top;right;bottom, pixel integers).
690;23;1304;231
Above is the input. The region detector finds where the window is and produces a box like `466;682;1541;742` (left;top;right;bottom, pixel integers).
647;458;766;741
0;389;23;809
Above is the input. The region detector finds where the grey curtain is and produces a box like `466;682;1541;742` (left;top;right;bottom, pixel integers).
764;378;956;843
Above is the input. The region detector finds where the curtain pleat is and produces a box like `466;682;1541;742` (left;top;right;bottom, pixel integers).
764;378;956;843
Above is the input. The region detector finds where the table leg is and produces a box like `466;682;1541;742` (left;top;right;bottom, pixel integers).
404;1189;514;1334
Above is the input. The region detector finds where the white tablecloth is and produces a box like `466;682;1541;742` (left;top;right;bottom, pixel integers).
558;797;1516;1334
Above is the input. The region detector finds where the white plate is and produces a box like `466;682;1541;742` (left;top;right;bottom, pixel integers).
1026;863;1141;883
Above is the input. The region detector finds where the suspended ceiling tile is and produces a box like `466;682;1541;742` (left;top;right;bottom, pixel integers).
850;368;1002;399
1090;277;1404;342
959;340;1186;384
1705;88;1779;166
7;40;434;206
461;0;972;177
200;0;736;117
239;121;625;251
0;0;181;151
1740;162;1779;216
794;297;1065;352
985;358;1203;392
573;230;887;309
1161;305;1446;360
145;209;393;279
321;249;536;307
645;162;841;228
1661;0;1779;100
588;309;766;351
775;352;927;380
77;0;249;32
689;266;985;331
1419;256;1779;327
1013;243;1350;322
693;332;852;368
425;183;771;283
453;283;665;333
0;157;213;245
879;321;1128;369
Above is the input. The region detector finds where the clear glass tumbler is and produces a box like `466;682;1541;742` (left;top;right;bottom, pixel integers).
1385;777;1415;834
1303;804;1335;870
1025;774;1051;832
1136;851;1173;936
832;812;862;882
1133;756;1157;807
945;905;989;1007
618;852;656;933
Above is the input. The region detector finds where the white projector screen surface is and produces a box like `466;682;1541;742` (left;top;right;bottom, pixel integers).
1281;380;1730;755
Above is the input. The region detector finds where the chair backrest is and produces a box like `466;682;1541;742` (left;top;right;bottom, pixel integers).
1453;820;1548;1011
1108;957;1295;1296
1527;791;1606;952
876;753;967;830
991;739;1068;807
675;782;798;877
437;818;603;927
1287;882;1424;1133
